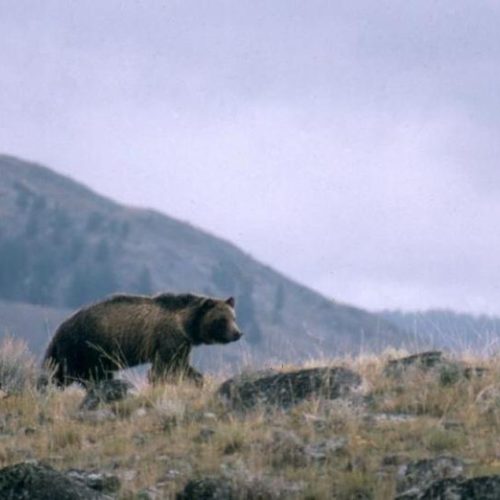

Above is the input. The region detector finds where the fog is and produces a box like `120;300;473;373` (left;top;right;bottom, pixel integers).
2;1;500;314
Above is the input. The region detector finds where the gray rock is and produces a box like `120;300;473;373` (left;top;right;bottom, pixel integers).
420;475;500;500
65;469;120;494
395;456;465;499
176;476;234;500
384;352;480;386
80;379;136;410
176;475;303;499
218;366;362;411
384;352;444;377
0;462;108;499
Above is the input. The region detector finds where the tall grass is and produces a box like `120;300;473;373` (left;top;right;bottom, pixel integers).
0;336;37;393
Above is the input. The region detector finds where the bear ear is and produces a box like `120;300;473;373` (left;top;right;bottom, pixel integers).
225;297;235;308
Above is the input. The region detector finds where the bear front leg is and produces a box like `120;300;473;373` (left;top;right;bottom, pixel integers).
184;365;204;387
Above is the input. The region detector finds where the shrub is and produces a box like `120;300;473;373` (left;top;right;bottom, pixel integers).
0;336;36;393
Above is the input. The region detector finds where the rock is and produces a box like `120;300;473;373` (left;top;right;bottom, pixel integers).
176;476;234;499
80;379;136;411
420;474;500;500
176;475;303;499
0;462;109;499
218;367;362;411
384;351;481;386
384;352;444;377
395;456;465;499
65;469;120;494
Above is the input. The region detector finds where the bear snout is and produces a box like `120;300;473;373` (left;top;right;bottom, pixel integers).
231;330;243;341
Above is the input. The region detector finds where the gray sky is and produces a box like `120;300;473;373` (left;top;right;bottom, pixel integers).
2;0;500;314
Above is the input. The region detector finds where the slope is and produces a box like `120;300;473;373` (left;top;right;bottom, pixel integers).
0;154;403;367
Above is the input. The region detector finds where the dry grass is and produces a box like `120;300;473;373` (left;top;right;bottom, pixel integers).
0;336;37;393
0;351;499;498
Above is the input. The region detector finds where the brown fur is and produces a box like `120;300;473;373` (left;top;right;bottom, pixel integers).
43;293;242;386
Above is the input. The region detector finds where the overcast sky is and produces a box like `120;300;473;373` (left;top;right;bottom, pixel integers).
2;1;500;314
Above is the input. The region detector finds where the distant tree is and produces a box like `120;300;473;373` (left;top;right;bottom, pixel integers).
15;189;30;210
65;235;85;264
236;279;262;345
86;212;105;232
120;221;131;238
272;283;285;323
25;251;57;305
14;181;32;210
0;239;29;300
50;208;72;244
211;261;239;295
32;195;47;212
95;239;110;263
25;211;39;239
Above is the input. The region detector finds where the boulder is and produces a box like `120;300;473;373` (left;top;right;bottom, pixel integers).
384;351;445;377
395;456;464;499
218;367;362;411
176;475;303;499
65;469;120;494
384;351;485;385
420;475;500;500
0;462;109;500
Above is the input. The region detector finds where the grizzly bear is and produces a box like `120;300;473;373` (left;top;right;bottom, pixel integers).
42;293;243;386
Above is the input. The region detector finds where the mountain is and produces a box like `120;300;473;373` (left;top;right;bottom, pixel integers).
381;309;500;355
0;154;403;368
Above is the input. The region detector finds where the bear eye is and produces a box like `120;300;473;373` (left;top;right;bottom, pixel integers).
214;318;227;330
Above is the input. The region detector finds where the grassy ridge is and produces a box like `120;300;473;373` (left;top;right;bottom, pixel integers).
0;340;499;499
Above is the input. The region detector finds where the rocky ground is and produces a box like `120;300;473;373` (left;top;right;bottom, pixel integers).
0;347;499;499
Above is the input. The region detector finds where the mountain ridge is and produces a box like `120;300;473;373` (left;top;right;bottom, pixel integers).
0;154;404;367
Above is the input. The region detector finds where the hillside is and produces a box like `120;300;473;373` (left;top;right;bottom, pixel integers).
0;154;403;366
381;310;500;355
0;347;498;498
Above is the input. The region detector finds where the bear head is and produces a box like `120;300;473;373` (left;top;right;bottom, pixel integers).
196;296;243;345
